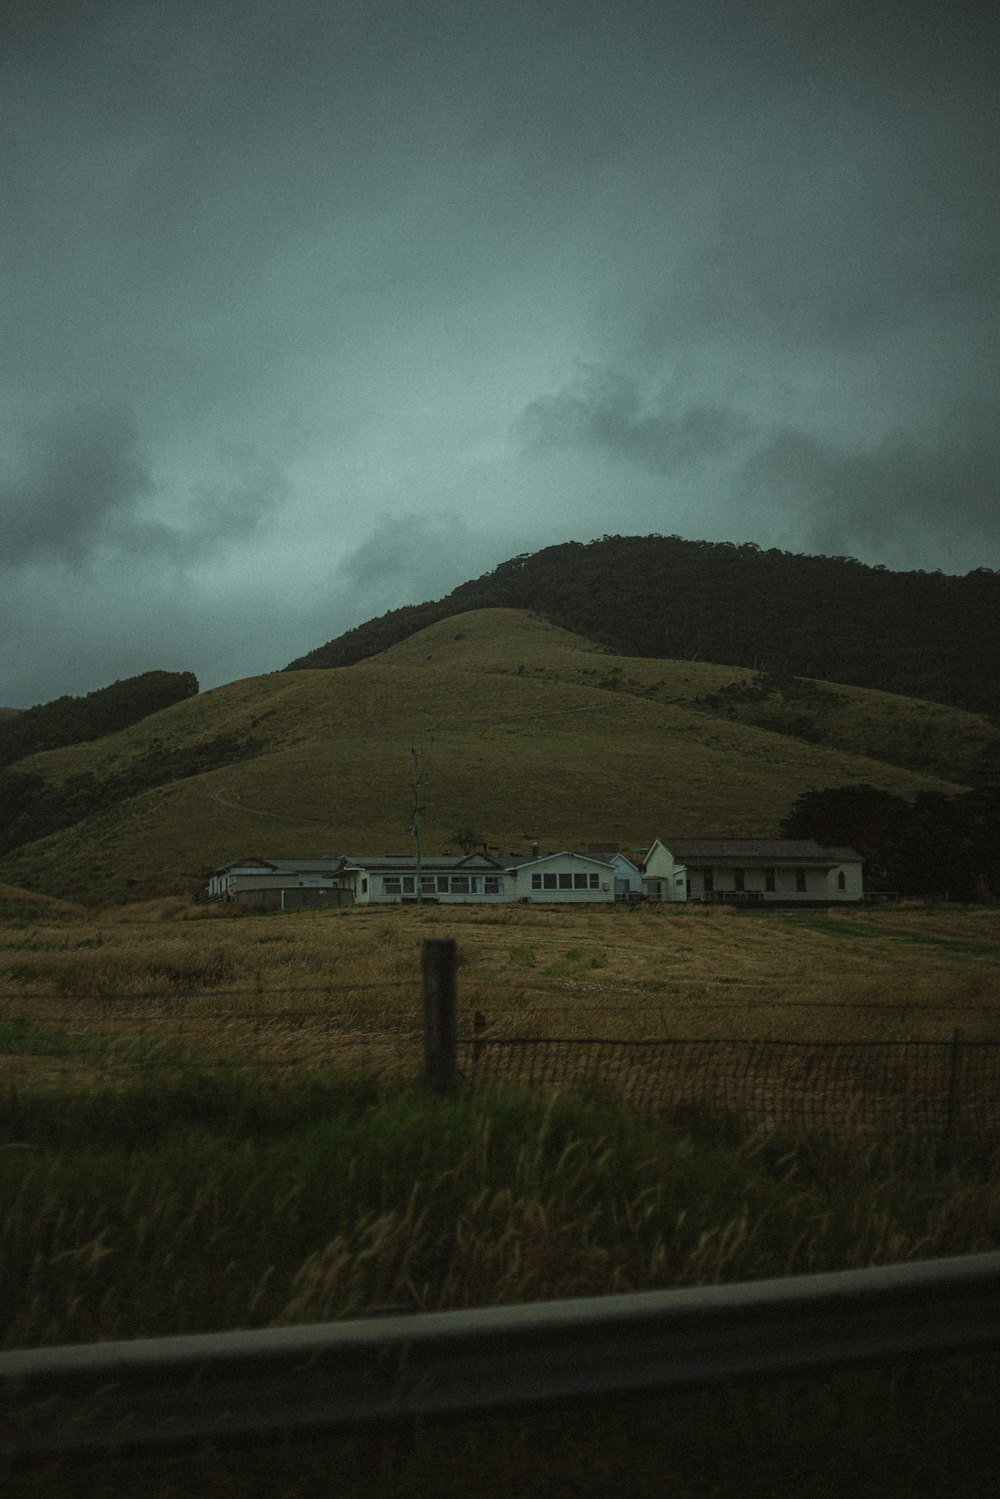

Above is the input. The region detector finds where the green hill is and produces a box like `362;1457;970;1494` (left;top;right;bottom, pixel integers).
286;536;1000;720
0;610;979;905
0;670;199;767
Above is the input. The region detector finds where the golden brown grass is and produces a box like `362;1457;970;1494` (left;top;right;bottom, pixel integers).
1;900;997;1101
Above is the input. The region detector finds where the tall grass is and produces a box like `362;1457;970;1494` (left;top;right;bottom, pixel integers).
3;1070;1000;1353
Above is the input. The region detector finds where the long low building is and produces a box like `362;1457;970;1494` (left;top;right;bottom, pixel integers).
641;838;864;904
204;850;617;907
205;840;863;908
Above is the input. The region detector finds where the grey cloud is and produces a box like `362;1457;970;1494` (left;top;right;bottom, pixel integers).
0;405;153;567
0;410;282;572
338;512;496;618
517;367;752;476
742;402;1000;567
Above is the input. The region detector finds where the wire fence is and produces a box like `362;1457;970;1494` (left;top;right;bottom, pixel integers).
3;977;1000;1147
463;1027;1000;1145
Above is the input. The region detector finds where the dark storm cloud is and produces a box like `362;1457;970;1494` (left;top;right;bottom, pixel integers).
1;0;998;707
742;401;1000;566
0;406;153;566
518;367;752;475
0;409;282;571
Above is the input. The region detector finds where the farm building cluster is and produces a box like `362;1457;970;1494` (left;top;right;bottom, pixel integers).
204;838;864;909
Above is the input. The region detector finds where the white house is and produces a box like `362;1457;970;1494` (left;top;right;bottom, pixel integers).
642;838;864;905
205;849;619;907
341;852;509;904
505;851;616;903
609;851;644;900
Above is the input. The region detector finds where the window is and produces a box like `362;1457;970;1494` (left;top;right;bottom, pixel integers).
589;873;599;889
531;873;542;890
437;876;449;893
402;877;415;894
361;878;368;894
543;873;557;890
421;877;436;893
558;873;572;890
450;876;470;894
703;869;714;894
734;868;745;892
574;873;588;889
383;877;401;895
795;868;807;893
485;876;503;895
764;868;775;893
837;870;846;891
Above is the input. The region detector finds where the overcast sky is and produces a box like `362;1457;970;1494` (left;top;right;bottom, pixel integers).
3;0;998;706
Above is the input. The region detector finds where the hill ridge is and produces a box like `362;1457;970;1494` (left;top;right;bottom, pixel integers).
284;536;1000;719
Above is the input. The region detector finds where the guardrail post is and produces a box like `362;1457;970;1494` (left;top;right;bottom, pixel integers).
422;939;458;1090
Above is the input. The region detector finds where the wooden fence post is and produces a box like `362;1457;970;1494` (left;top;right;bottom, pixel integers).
942;1027;963;1164
422;939;458;1090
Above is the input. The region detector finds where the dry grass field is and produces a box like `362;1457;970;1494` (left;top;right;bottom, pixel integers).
2;895;998;1090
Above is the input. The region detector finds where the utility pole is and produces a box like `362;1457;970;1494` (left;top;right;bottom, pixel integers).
409;745;427;902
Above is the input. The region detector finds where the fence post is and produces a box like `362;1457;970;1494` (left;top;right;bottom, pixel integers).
422;939;458;1090
942;1027;963;1164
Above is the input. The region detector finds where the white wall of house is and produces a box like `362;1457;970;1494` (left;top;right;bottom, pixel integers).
684;863;861;902
208;863;275;898
641;840;864;903
610;852;644;898
641;841;689;902
343;865;509;905
509;852;615;903
825;862;864;901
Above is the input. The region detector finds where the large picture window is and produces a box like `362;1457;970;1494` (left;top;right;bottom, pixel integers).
530;869;601;892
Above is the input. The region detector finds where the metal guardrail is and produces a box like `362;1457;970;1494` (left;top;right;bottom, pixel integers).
3;1252;1000;1465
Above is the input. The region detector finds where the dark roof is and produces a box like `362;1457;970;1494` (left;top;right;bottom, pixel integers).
209;857;345;875
341;853;504;872
654;838;862;866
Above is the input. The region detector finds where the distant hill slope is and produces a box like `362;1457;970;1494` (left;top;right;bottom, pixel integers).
375;610;1000;786
285;536;1000;720
0;611;973;904
0;670;199;768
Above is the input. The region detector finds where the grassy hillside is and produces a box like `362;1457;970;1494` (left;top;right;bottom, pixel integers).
375;610;999;785
286;535;1000;718
0;611;972;905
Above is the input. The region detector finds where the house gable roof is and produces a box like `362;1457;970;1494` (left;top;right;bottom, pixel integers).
649;837;862;867
505;851;615;871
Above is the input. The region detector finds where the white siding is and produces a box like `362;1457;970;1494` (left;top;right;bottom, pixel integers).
511;853;614;903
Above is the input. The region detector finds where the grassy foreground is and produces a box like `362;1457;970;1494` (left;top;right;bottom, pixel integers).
3;896;1000;1494
3;1074;1000;1497
7;1073;1000;1351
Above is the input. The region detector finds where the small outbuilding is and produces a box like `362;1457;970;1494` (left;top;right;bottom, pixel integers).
204;857;353;908
642;838;864;905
